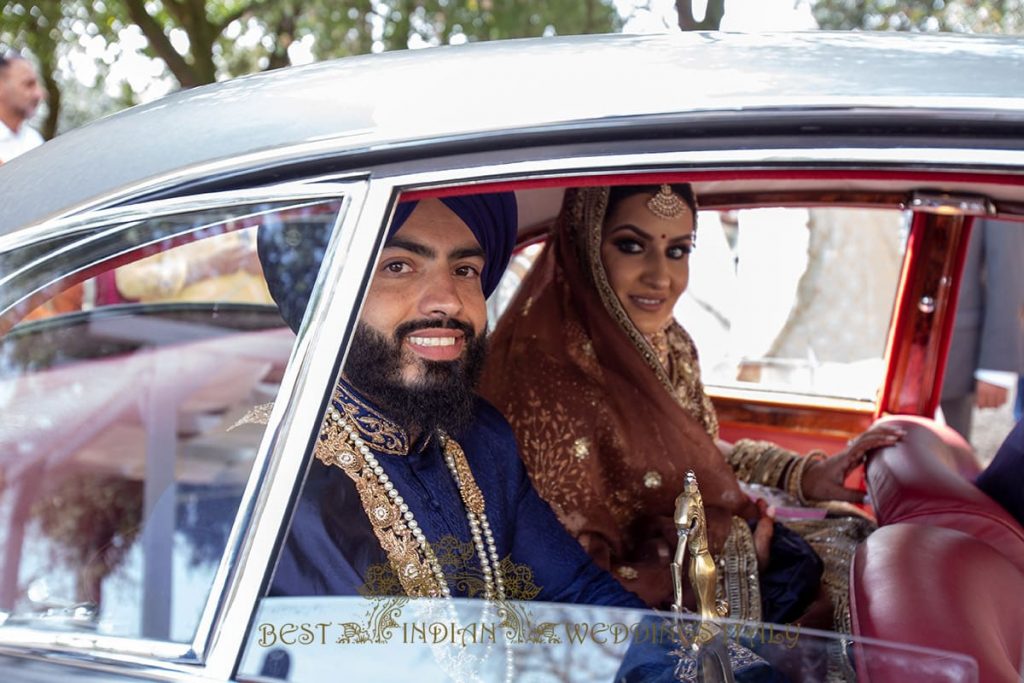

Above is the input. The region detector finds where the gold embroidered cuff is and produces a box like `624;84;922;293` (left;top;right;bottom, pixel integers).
717;516;762;622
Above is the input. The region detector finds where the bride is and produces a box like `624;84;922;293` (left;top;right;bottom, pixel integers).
480;184;903;629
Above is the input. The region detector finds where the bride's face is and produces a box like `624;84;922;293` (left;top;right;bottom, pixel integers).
600;192;695;335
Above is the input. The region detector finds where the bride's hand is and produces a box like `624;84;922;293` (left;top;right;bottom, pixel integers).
801;424;906;503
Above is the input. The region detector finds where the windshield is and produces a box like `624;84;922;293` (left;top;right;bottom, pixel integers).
238;597;977;682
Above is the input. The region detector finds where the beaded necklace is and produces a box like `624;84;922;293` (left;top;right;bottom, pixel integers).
320;403;506;600
644;325;673;374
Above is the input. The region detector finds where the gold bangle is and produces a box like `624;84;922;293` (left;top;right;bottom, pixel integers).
786;456;808;504
767;449;793;489
789;451;827;504
807;449;828;463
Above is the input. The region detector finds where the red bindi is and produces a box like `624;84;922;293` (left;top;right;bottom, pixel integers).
661;234;667;239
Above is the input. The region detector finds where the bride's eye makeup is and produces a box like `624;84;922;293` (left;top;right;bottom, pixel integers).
606;219;694;262
613;237;645;254
667;243;693;259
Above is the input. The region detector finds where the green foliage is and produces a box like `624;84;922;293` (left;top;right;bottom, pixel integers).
2;0;620;135
812;0;1023;33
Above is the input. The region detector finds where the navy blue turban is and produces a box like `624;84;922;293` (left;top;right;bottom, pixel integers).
258;192;518;333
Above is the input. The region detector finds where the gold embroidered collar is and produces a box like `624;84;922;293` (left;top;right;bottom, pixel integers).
335;379;410;456
315;389;504;599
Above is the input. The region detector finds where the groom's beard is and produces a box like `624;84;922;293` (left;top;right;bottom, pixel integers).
343;319;487;437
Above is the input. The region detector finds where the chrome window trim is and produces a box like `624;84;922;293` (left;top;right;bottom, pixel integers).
11;102;1024;236
189;185;366;665
0;180;367;678
0;627;195;668
0;196;350;321
200;179;389;679
365;146;1024;184
0;637;203;681
0;178;364;255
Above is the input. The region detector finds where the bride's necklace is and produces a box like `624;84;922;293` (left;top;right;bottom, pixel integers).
322;404;506;600
644;326;672;370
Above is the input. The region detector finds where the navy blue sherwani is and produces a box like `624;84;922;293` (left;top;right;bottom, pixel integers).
271;380;644;608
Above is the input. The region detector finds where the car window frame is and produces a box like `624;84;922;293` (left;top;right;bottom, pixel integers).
215;151;1024;678
0;178;367;677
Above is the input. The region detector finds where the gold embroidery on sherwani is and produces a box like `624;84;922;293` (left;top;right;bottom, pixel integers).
336;382;409;455
314;405;442;597
441;436;485;516
229;401;274;431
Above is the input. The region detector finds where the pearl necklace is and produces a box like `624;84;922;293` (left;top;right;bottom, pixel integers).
324;405;515;683
326;405;505;600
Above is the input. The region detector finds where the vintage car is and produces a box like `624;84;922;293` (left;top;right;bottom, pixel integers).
0;31;1022;682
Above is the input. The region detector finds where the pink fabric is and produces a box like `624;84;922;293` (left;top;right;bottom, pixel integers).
0;326;293;485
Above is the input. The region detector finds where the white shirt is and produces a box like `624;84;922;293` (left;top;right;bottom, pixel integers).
0;122;43;164
975;368;1018;389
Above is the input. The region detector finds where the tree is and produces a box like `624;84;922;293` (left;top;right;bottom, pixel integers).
3;0;622;137
675;0;725;30
31;472;143;606
812;0;1023;33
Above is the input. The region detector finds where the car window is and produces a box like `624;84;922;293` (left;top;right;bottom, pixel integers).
237;597;977;682
490;205;909;404
681;207;908;403
0;199;342;644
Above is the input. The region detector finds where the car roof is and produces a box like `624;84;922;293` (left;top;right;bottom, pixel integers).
2;31;1024;236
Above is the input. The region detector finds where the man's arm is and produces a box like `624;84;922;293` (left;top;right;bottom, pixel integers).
468;396;646;608
509;464;646;609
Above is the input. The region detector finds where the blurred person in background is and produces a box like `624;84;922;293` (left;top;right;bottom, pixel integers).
0;50;45;164
114;229;272;305
940;219;1024;441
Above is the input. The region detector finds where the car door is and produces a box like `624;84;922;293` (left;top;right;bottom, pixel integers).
0;179;368;681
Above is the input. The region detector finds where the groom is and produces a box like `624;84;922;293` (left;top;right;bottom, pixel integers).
263;192;643;606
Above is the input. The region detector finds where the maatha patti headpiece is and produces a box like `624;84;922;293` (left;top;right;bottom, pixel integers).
646;184;690;220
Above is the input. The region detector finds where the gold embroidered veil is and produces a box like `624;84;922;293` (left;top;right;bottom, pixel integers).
480;186;755;609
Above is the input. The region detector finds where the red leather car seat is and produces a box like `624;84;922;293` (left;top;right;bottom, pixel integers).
851;417;1024;682
851;524;1024;683
867;415;1024;573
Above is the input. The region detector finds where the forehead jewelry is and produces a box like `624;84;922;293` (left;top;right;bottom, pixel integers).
646;184;689;220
